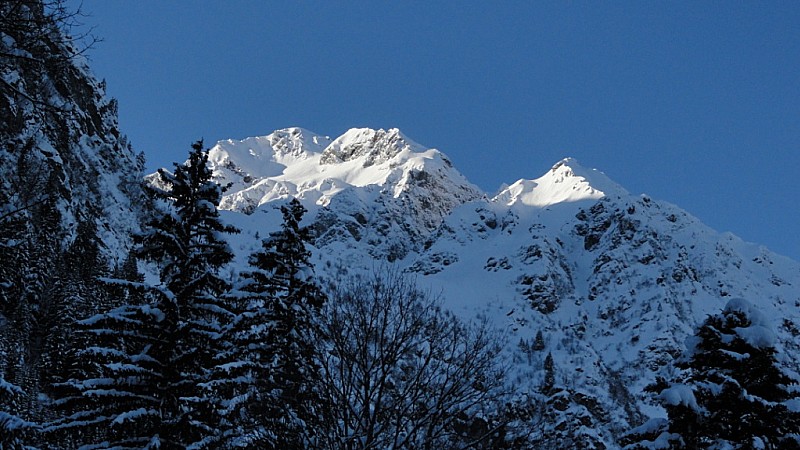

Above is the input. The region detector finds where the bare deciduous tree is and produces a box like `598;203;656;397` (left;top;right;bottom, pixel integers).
315;270;509;450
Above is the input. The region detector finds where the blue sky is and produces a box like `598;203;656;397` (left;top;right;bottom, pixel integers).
71;1;800;260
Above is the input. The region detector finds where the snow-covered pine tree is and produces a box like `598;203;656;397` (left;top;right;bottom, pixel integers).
42;210;175;449
47;285;167;449
248;198;325;447
623;298;800;449
543;352;556;394
114;250;145;284
0;185;34;449
0;201;36;448
0;250;33;450
43;217;109;390
19;183;66;428
532;330;546;352
0;375;32;450
213;198;325;448
50;141;240;449
135;140;239;448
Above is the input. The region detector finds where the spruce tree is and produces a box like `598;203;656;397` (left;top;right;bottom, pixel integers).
135;140;239;448
42;216;115;446
532;330;546;351
0;192;39;448
47;141;238;449
45;218;162;448
0;190;33;449
624;298;800;449
214;198;325;448
44;218;109;390
0;370;32;449
47;287;167;449
543;352;556;394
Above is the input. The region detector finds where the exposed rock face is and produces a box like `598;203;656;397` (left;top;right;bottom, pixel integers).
0;1;144;257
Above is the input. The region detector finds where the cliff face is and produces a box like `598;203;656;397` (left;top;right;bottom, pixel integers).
0;0;144;258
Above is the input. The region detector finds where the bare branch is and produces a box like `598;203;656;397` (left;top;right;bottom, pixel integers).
316;270;511;449
0;194;51;223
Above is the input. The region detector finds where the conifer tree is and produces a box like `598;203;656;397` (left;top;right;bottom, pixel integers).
0;204;33;450
214;198;325;448
543;352;556;394
20;187;66;427
624;298;800;449
47;141;238;449
249;199;325;446
0;375;32;450
44;219;161;448
135;140;239;448
0;166;41;447
532;330;546;351
44;218;109;390
47;287;167;449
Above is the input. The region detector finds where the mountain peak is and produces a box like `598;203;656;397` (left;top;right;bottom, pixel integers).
193;127;482;216
183;130;634;215
319;127;425;166
493;157;626;208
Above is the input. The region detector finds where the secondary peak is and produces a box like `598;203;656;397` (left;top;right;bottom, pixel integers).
494;157;627;207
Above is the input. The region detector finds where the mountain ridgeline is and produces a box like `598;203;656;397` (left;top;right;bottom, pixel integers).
2;3;800;448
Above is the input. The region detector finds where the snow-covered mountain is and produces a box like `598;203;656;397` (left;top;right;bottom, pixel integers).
202;127;483;262
10;1;793;445
201;127;800;448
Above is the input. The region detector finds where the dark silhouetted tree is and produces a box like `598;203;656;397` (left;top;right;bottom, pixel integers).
624;298;800;449
316;270;509;450
214;198;326;448
135;140;238;448
48;141;238;449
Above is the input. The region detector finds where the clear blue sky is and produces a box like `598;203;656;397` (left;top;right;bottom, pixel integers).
70;1;800;261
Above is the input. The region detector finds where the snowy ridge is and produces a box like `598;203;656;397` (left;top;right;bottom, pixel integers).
208;129;624;216
203;127;483;261
207;127;481;217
